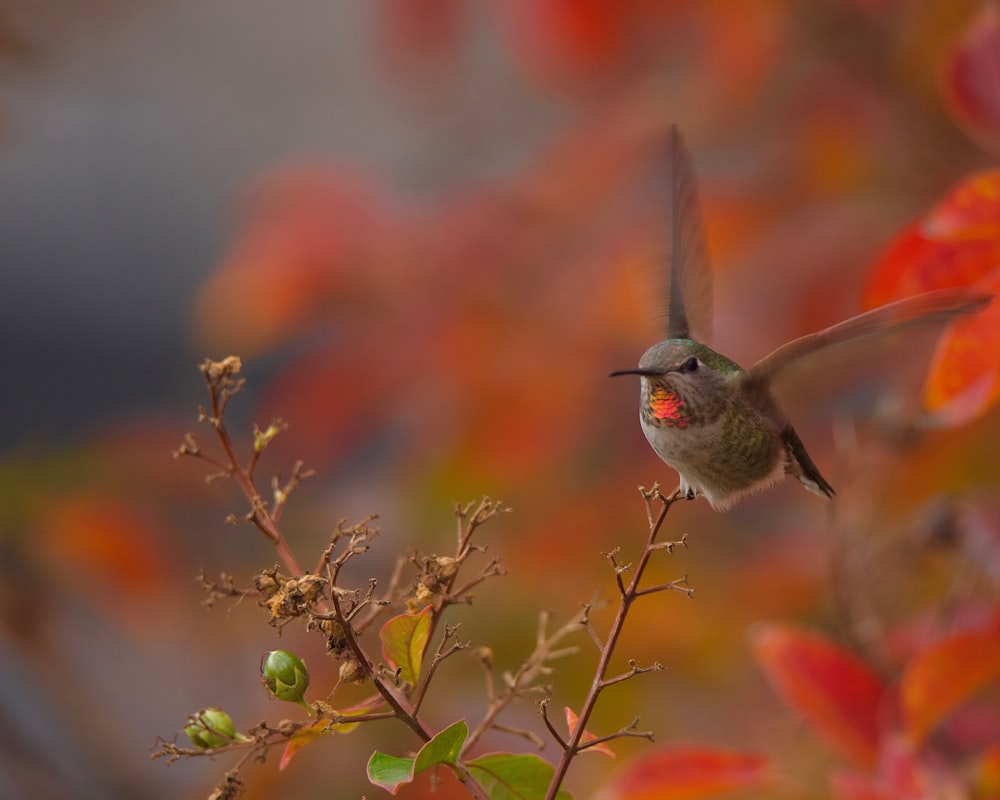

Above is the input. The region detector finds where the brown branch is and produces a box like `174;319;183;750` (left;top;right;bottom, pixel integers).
462;609;584;755
600;660;664;689
538;698;568;750
543;485;684;800
327;588;432;743
577;717;655;751
412;625;468;715
190;358;306;578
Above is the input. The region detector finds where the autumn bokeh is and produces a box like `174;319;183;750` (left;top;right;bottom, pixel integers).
3;2;1000;798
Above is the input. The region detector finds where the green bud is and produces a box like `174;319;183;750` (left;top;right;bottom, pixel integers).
184;708;249;749
262;649;311;710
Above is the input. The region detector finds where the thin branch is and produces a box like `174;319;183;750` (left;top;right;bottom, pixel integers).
490;723;546;750
577;718;655;751
544;485;684;800
463;608;587;755
600;660;664;689
272;459;315;523
191;358;307;578
412;626;469;715
446;557;506;605
538;699;568;751
635;575;694;598
327;587;432;744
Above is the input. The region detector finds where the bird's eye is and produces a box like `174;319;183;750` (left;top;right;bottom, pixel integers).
682;357;699;373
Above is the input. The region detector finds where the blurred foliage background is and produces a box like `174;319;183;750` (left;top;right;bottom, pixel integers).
1;1;998;798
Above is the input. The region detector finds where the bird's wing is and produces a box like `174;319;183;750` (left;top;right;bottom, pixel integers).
740;287;992;402
664;125;713;341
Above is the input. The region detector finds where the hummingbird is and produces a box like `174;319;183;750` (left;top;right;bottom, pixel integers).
611;127;991;511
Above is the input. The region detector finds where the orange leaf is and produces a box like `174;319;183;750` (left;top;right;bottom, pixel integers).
279;696;384;770
864;171;1000;425
279;721;327;770
973;743;1000;799
751;624;886;768
923;267;1000;425
564;707;614;757
900;624;1000;744
864;171;1000;307
942;2;1000;153
194;166;388;354
596;745;770;800
38;492;171;599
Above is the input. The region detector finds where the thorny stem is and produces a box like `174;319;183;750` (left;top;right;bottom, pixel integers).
543;485;684;800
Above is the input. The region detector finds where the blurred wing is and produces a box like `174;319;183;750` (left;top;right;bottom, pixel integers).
741;287;993;412
742;288;992;397
664;125;713;340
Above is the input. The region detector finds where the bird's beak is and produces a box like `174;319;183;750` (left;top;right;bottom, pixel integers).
609;368;666;378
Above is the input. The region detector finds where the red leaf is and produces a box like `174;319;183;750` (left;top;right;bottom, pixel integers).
942;2;1000;153
505;0;629;81
830;738;926;800
830;771;898;800
900;623;1000;744
596;745;770;800
830;765;925;800
253;337;392;470
377;0;464;71
751;624;886;768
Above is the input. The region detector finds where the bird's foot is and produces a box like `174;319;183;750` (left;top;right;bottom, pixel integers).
677;479;697;501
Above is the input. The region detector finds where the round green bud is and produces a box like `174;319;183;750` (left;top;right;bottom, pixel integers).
184;708;248;749
262;649;310;707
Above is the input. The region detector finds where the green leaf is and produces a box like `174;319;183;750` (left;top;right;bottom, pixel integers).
467;753;573;800
367;720;470;794
367;751;417;795
414;719;468;771
380;605;432;687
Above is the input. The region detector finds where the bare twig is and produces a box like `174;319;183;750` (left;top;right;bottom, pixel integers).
600;660;664;689
462;608;585;755
181;358;307;578
538;698;568;750
412;625;469;715
577;717;655;750
543;485;686;800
